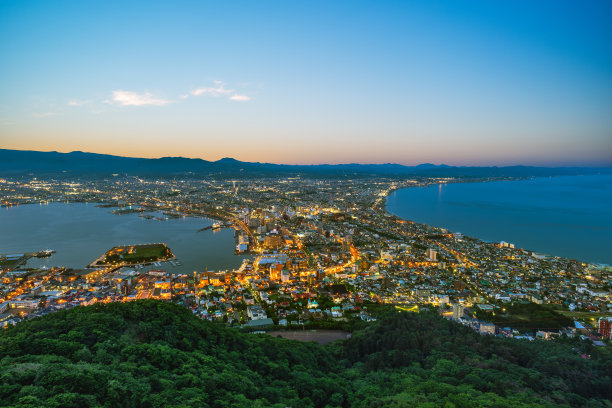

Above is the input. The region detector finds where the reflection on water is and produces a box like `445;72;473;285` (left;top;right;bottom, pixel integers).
0;202;245;272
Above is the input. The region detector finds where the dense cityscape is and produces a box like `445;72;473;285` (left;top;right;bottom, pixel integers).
1;175;610;344
2;1;611;406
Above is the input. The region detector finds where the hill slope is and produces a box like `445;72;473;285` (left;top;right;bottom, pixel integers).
0;301;610;407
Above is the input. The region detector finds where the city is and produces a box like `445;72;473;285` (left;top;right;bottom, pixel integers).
1;175;610;344
1;1;611;405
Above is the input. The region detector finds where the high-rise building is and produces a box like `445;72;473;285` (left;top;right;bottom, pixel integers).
281;270;291;283
426;248;437;261
452;304;465;320
599;317;612;339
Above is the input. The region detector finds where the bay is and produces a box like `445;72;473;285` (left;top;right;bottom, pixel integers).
386;175;612;265
0;202;244;272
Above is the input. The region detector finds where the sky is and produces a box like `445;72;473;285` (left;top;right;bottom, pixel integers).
0;0;611;166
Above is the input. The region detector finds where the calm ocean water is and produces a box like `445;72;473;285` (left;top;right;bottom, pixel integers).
386;175;612;265
0;202;245;272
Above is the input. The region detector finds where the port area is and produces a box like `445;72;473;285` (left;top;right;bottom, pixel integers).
0;250;55;270
197;221;230;232
88;243;175;268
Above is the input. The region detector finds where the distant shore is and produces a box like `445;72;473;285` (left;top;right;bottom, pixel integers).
384;174;612;266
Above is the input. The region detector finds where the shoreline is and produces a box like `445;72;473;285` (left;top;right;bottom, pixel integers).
374;175;534;210
0;203;244;272
381;175;611;267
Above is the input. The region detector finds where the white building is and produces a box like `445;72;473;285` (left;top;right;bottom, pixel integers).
247;305;267;320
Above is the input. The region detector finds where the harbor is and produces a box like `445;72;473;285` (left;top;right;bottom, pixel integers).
0;202;246;273
0;250;55;270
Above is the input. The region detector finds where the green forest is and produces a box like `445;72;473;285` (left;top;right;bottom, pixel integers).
0;300;610;408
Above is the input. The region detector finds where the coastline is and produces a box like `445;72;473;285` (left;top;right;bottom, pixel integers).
382;175;612;267
0;202;244;272
374;175;533;210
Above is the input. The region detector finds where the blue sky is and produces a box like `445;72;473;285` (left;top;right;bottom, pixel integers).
0;0;610;165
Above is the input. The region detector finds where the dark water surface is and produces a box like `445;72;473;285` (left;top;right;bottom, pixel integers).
0;202;244;272
386;175;612;265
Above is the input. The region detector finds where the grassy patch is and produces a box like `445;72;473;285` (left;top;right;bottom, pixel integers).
475;302;573;332
0;258;23;268
557;310;612;321
97;243;173;265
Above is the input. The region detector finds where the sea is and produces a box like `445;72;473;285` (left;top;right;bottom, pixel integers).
386;174;612;265
0;202;245;272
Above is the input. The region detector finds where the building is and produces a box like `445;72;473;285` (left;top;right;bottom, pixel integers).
281;270;291;283
599;317;612;339
536;330;559;340
247;305;267;320
412;288;431;299
8;299;39;309
530;295;543;305
201;272;225;286
247;317;274;327
236;235;249;252
479;322;496;335
426;248;437;261
452;304;465;320
263;234;283;249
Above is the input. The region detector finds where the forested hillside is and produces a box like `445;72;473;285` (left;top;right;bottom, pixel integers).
0;301;610;407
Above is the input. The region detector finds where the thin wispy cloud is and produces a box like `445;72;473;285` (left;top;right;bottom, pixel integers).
67;99;91;107
229;94;251;102
108;90;170;106
191;85;233;97
187;80;252;102
62;83;251;112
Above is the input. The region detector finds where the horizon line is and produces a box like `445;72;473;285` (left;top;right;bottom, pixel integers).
1;147;610;169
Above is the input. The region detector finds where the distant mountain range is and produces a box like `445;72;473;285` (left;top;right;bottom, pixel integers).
0;148;610;178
